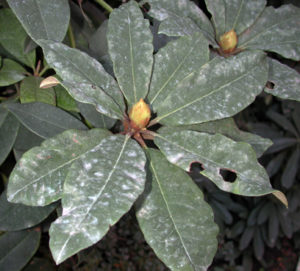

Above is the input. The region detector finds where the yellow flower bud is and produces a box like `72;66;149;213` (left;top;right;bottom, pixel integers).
219;29;238;54
129;99;151;129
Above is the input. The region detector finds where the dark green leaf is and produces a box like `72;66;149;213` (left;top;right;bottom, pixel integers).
210;200;233;225
292;105;300;134
281;148;300;188
148;32;209;112
7;0;70;44
228;220;245;238
147;0;215;44
0;9;35;67
49;135;146;264
39;40;124;118
265;58;300;101
253;228;264;260
277;207;293;238
0;191;57;231
239;226;254;250
205;0;266;37
266;152;286;177
268;207;279;246
5;102;87;139
0;58;26;86
136;149;218;271
247;202;264;226
239;5;300;60
54;84;78;112
7;129;110;206
155;129;286;202
257;202;272;225
89;20;108;59
155;51;268;125
107;1;153;106
0;230;40;271
77;102;116;129
179;118;272;157
0;107;20;165
20;76;56;106
265;137;297;154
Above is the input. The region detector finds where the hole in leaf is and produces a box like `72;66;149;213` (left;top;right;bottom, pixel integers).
266;81;275;90
189;162;204;173
219;168;237;183
141;2;150;12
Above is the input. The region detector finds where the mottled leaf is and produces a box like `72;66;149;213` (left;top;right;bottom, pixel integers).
149;32;209;112
49;135;146;264
77;102;116;129
107;1;153;106
0;107;20;165
7;0;70;44
136;149;218;271
0;9;35;67
239;5;300;60
5;102;87;139
39;40;124;118
20;76;56;106
265;58;300;101
155;51;268;125
146;0;215;44
0;191;57;231
7;129;111;206
176;118;272;157
155;129;287;205
205;0;266;38
54;84;78;112
0;230;40;271
0;58;26;86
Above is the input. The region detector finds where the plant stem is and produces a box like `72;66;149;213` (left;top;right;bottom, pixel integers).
67;24;76;48
94;0;113;13
39;64;50;77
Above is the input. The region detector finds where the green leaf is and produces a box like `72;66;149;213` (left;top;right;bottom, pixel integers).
54;84;78;112
5;102;87;139
39;40;124;118
7;0;70;44
20;76;56;106
239;226;254;250
148;32;209;112
89;20;108;59
155;51;268;125
136;149;218;271
107;1;153;106
0;230;40;271
0;58;26;86
205;0;266;38
7;129;111;206
0;107;20;165
146;0;215;44
0;9;35;67
174;118;272;157
239;5;300;60
0;191;57;231
49;135;146;264
265;58;300;101
77;102;116;129
281;147;300;189
155;129;287;204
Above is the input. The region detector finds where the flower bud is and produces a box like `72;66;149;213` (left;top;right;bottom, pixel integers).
129;99;151;129
219;29;238;54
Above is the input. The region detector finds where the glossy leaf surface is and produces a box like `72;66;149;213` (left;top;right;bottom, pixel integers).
179;118;272;157
149;32;209;112
239;5;300;60
0;59;26;86
155;129;286;204
136;149;218;271
49;135;146;264
7;0;70;44
0;107;20;165
107;1;153;106
7;129;110;206
0;191;57;231
265;58;300;101
156;51;268;125
0;230;40;271
40;40;124;118
20;76;56;105
205;0;266;37
5;102;87;139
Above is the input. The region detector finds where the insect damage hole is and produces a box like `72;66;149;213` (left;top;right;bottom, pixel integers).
266;81;275;90
189;162;204;173
219;168;237;183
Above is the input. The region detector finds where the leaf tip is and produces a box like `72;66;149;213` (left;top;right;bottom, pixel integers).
272;190;288;208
